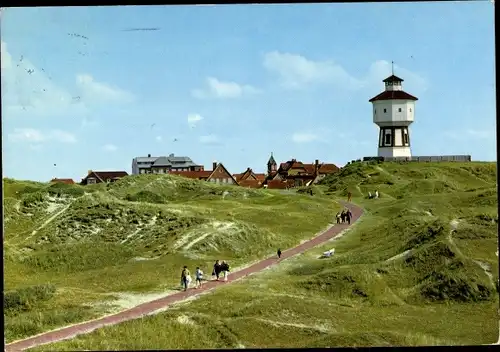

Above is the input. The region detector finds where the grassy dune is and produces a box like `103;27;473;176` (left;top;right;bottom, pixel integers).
3;175;340;343
31;161;499;350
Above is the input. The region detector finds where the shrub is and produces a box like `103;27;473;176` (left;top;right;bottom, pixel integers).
125;190;166;204
4;284;57;313
21;192;45;207
47;183;85;197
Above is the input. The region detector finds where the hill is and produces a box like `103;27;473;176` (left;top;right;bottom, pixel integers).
28;161;499;350
3;175;341;343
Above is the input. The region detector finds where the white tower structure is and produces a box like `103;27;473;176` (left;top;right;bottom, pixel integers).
369;64;418;158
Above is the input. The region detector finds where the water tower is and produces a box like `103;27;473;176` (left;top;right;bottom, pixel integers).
369;63;418;158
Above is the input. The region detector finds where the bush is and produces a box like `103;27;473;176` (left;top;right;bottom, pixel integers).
47;183;85;197
21;192;45;207
420;270;492;302
126;190;166;204
4;284;57;313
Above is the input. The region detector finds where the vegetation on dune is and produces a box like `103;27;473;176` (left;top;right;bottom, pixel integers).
3;174;340;343
31;161;499;350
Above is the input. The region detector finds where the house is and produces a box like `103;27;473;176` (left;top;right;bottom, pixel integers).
131;153;204;175
272;159;316;187
50;178;75;185
81;170;129;185
263;156;339;189
233;167;266;188
170;162;238;185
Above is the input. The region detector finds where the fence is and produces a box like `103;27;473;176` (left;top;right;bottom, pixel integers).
361;155;472;163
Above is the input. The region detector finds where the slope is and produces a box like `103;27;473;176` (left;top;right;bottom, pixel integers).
32;161;499;349
3;175;341;343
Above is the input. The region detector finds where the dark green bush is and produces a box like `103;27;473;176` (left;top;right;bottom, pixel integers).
47;183;85;197
125;190;166;204
4;284;57;313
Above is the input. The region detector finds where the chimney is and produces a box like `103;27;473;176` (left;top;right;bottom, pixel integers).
315;159;319;176
147;154;151;157
88;170;92;175
212;161;218;170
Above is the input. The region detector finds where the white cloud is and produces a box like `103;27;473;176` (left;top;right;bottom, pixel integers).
291;132;321;143
81;117;100;129
187;113;204;128
1;41;12;69
1;41;134;118
263;51;363;90
192;77;261;99
263;52;428;93
199;134;220;145
103;144;118;152
76;74;135;105
8;128;77;144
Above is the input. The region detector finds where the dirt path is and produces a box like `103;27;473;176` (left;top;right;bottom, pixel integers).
6;201;363;352
24;202;73;241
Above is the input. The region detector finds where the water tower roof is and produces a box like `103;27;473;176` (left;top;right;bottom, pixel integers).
383;74;404;83
369;90;418;103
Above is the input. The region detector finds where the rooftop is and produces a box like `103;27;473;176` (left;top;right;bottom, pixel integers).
369;90;418;103
383;74;404;83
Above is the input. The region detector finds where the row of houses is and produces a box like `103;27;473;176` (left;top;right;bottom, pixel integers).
50;153;339;189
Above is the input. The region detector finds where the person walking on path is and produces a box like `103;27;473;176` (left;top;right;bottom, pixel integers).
335;212;341;224
277;248;282;259
195;267;204;289
212;260;221;281
221;261;230;281
341;210;346;223
347;191;352;202
180;266;190;291
346;209;352;225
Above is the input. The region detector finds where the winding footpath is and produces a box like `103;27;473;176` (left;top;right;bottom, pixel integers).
6;201;363;352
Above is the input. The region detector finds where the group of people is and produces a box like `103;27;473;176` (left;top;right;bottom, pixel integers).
179;202;358;292
180;260;231;291
336;208;353;224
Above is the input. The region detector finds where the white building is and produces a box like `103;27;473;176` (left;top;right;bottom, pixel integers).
369;73;418;158
131;153;203;175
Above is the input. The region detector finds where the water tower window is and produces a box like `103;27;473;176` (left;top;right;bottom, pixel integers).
374;109;377;114
398;108;402;112
383;108;387;113
384;130;392;146
403;129;409;145
409;108;412;112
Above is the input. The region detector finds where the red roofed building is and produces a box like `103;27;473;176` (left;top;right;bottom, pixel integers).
81;170;128;185
233;167;266;188
50;178;75;185
170;162;238;185
262;156;339;189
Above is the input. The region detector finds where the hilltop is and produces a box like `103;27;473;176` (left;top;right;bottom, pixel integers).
26;161;499;350
3;174;341;343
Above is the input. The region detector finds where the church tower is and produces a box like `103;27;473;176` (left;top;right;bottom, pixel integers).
369;63;418;158
267;152;277;174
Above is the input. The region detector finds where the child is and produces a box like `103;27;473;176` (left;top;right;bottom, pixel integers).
335;212;341;224
195;267;204;289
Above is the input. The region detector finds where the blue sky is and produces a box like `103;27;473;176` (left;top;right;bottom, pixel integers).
1;2;496;182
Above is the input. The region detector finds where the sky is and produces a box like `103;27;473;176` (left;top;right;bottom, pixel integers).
1;2;496;182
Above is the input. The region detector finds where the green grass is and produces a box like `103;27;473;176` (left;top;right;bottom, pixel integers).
3;174;340;343
28;161;499;349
